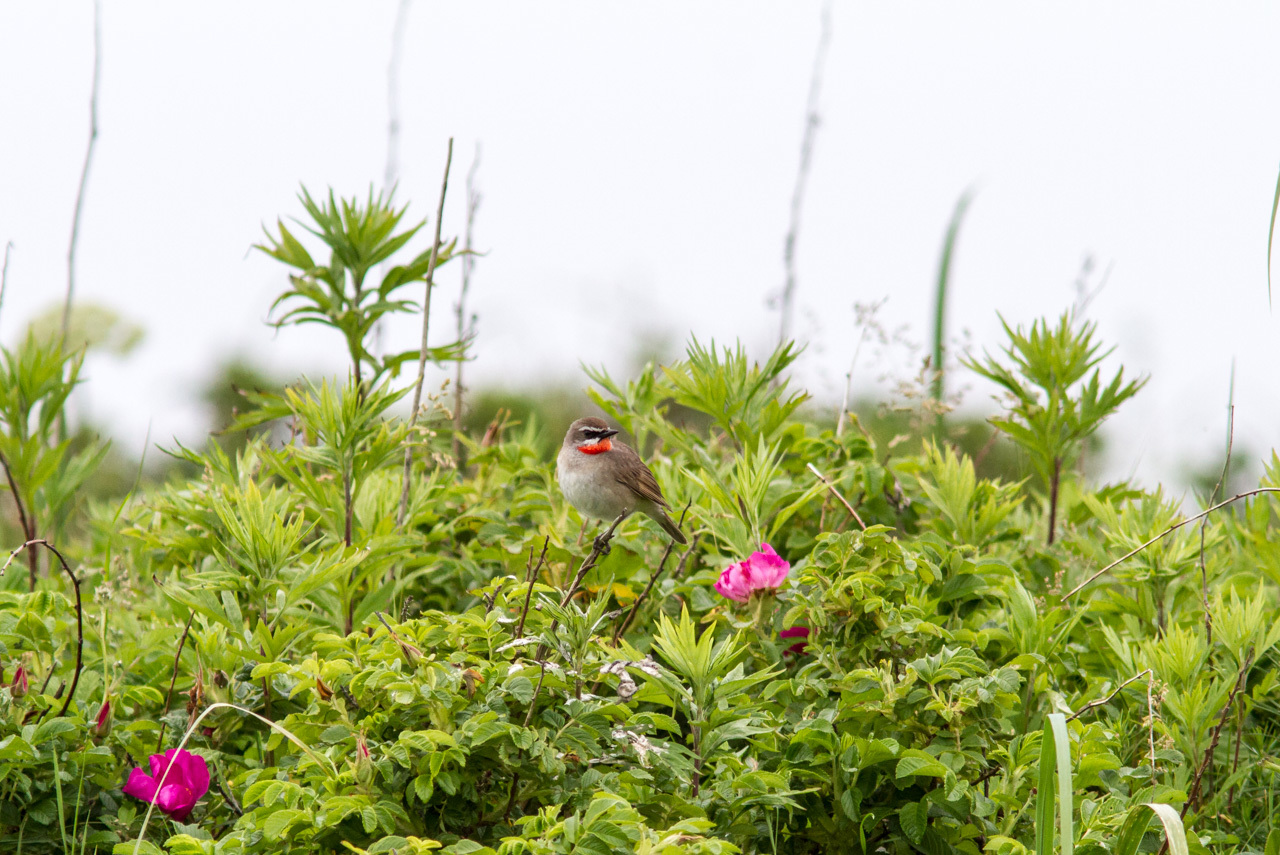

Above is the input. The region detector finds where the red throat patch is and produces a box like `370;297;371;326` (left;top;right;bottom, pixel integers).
577;439;612;455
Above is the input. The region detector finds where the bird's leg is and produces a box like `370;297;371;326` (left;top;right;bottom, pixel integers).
576;520;587;548
592;529;612;556
593;512;630;557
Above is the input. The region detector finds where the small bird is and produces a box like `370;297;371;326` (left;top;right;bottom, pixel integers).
557;417;688;545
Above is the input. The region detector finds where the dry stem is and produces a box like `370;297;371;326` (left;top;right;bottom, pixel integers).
1065;487;1280;599
1182;650;1253;819
65;0;102;345
453;143;482;470
3;539;83;718
807;463;866;530
777;0;832;347
397;138;454;527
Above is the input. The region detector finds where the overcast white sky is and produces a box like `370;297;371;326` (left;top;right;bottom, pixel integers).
1;3;1278;491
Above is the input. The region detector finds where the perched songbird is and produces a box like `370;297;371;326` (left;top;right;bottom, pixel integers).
557;417;688;544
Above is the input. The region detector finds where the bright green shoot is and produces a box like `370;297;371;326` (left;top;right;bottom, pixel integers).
257;186;466;389
965;311;1145;544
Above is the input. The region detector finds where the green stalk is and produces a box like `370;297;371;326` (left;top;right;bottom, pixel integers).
930;189;975;421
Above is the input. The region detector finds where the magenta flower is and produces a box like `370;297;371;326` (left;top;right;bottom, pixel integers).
122;748;210;821
714;543;790;603
780;626;810;654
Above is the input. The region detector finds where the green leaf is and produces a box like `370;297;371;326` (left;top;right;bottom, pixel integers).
899;800;929;845
1035;713;1073;855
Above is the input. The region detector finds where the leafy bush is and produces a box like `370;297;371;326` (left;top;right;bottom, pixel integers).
2;189;1279;855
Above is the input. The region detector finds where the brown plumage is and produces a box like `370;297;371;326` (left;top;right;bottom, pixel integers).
556;417;687;544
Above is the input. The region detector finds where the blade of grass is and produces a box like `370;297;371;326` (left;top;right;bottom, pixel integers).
1268;162;1280;308
1035;712;1073;855
52;748;68;853
930;188;975;413
1115;803;1188;855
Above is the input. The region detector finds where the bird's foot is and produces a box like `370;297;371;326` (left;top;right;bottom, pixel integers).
592;533;613;556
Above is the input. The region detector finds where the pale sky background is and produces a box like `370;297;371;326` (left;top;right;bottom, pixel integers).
1;3;1278;492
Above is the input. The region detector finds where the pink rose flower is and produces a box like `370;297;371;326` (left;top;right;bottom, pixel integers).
714;543;790;603
122;748;210;821
780;626;810;654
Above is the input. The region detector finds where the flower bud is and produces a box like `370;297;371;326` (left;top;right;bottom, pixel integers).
11;666;28;698
355;734;375;786
93;699;112;737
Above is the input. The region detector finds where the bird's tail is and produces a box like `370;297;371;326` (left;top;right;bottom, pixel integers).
649;507;688;545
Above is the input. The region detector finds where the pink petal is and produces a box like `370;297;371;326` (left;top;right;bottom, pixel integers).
156;782;195;820
177;751;210;799
122;767;157;803
749;544;790;588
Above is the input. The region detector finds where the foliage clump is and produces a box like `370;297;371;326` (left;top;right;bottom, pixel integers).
1;190;1278;855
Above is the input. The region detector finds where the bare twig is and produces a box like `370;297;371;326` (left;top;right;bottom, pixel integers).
157;611;196;751
65;0;102;346
383;0;412;192
0;240;12;324
1065;488;1280;599
1199;392;1235;648
1182;650;1253;819
452;143;482;470
1067;669;1153;722
559;513;627;609
807;463;866;530
614;516;696;644
515;537;549;638
3;540;83;718
777;0;832;347
397;138;454;527
0;447;39;588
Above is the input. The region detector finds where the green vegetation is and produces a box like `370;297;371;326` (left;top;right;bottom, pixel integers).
1;188;1278;855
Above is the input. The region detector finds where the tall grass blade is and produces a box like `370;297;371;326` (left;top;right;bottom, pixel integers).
1114;803;1188;855
1268;162;1280;308
931;189;975;411
1034;712;1073;855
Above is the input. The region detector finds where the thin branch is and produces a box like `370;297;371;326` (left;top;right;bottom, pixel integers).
3;540;83;718
383;0;412;192
1067;669;1152;722
1065;488;1280;599
1199;392;1234;648
614;514;696;644
0;240;13;324
157;612;195;751
777;0;832;348
452;143;482;470
515;537;549;639
807;463;866;529
396;138;454;527
0;447;39;588
1182;650;1253;819
65;0;102;346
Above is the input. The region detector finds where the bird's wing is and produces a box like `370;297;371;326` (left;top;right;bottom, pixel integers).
614;443;670;510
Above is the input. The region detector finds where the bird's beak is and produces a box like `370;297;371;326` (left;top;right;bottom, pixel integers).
601;428;619;439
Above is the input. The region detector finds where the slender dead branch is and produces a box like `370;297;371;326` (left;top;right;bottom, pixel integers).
0;240;12;324
452;143;482;470
397;138;454;527
156;611;196;751
515;537;549;638
777;0;832;348
0;448;39;588
383;0;412;191
807;463;866;530
1182;650;1253;819
614;513;696;644
1065;488;1280;599
1199;398;1234;647
3;540;83;718
65;0;102;345
1067;669;1152;722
